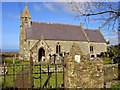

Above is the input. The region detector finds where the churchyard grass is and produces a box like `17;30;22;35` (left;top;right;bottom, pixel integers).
103;57;112;64
33;73;63;88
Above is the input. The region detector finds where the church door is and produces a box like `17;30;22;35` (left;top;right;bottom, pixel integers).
38;48;45;62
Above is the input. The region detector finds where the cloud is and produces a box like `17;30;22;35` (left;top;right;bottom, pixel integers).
42;2;85;15
43;2;78;14
43;2;85;15
60;2;85;15
8;14;19;20
33;4;41;12
43;3;60;12
59;3;76;14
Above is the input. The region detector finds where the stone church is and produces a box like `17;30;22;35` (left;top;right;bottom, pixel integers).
19;4;107;62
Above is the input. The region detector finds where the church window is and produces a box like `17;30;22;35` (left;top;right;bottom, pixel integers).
56;45;58;53
56;43;61;53
59;45;61;53
38;48;45;62
90;45;93;52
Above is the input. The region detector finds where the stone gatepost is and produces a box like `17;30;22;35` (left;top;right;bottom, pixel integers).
64;43;104;88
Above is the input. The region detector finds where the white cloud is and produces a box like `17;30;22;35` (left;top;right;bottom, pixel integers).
33;4;41;12
59;3;76;14
43;3;60;12
57;2;85;15
42;2;85;15
43;2;78;14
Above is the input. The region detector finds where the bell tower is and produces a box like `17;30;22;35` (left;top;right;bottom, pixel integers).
20;3;31;27
19;3;31;58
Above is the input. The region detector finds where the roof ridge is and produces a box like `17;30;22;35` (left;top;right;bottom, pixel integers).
84;28;98;31
32;21;79;27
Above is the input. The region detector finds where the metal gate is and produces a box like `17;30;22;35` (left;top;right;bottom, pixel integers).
1;61;64;89
31;63;64;89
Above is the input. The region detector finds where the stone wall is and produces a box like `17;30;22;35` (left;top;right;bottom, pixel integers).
21;38;107;61
104;64;120;88
104;64;118;82
46;40;107;57
64;43;104;88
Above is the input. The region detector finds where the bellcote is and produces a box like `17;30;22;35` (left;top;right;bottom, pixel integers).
20;4;31;27
22;4;31;18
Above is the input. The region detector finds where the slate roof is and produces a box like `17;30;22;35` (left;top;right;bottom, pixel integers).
84;29;106;43
26;21;106;43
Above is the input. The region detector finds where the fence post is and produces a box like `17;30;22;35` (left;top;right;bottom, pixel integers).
48;65;50;88
53;54;57;87
62;56;65;88
39;63;42;89
13;58;15;89
30;51;34;89
118;63;120;80
3;62;6;88
55;64;57;88
22;61;24;88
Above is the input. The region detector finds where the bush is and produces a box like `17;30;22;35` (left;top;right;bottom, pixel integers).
111;84;120;89
3;57;21;64
113;56;120;64
107;45;120;64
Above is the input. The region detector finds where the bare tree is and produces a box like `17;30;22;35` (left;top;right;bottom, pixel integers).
67;2;120;32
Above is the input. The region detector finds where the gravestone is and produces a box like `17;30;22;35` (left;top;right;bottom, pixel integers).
64;43;104;88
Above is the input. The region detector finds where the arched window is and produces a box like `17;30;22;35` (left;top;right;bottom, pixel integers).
90;45;93;52
38;48;45;62
56;43;61;53
56;45;58;53
59;45;61;53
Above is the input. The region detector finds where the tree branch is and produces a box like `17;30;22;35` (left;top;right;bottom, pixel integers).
82;10;120;16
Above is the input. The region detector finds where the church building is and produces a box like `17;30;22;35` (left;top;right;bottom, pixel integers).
19;4;107;62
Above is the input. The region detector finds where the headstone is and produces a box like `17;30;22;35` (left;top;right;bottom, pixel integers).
74;55;81;63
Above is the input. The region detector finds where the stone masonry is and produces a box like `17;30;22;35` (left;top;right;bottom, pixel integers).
104;64;120;88
64;43;104;88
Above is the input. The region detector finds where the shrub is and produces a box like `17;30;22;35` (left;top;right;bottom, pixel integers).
111;84;120;89
3;57;21;64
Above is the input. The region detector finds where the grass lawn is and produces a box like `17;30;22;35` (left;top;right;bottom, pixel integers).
103;57;112;64
2;57;63;88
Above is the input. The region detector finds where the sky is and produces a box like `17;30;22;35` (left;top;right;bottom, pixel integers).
1;2;119;50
